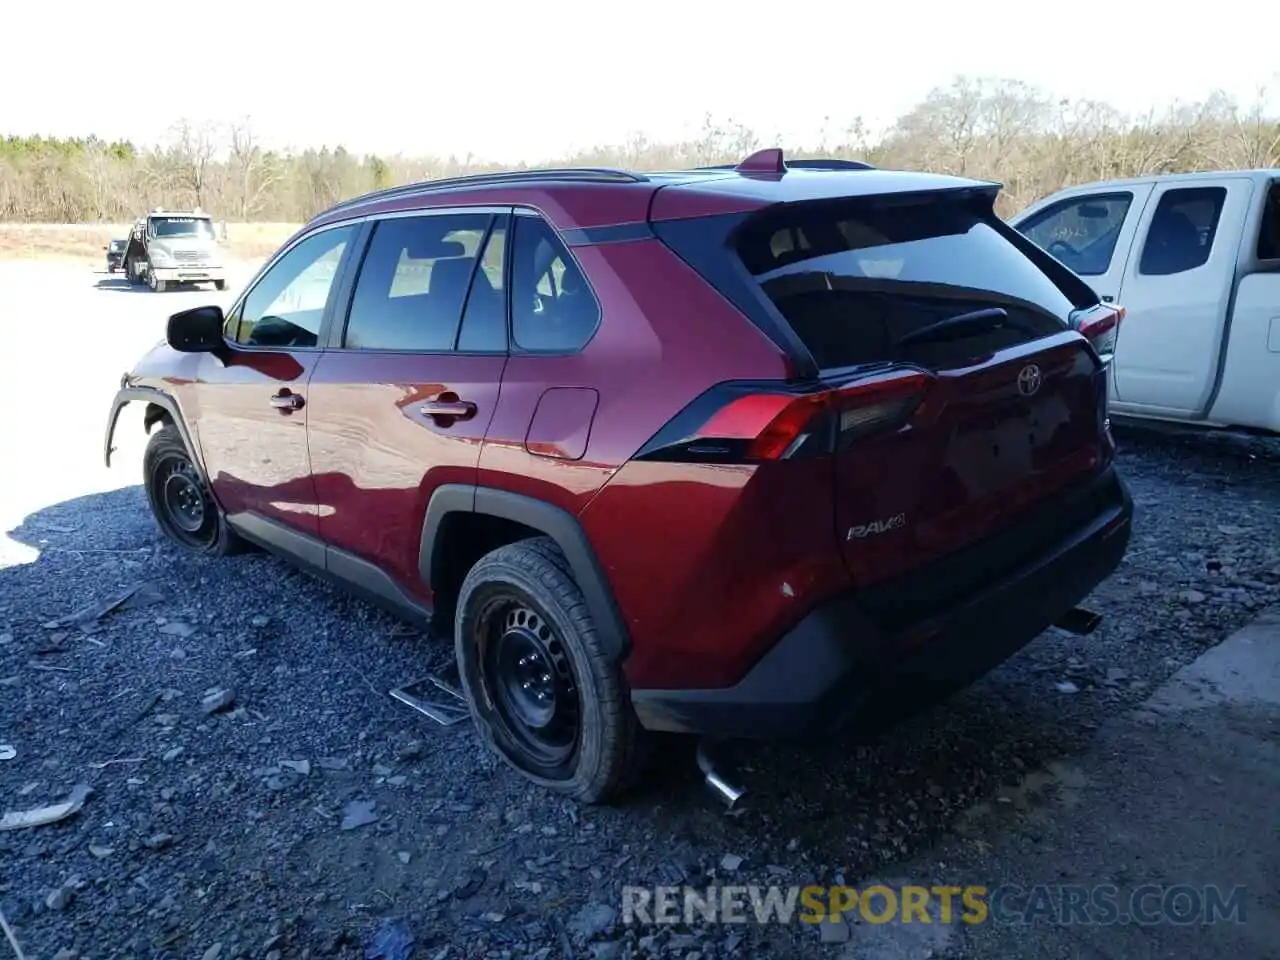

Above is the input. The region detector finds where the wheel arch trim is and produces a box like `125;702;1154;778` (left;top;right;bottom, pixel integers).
420;484;630;662
105;386;206;481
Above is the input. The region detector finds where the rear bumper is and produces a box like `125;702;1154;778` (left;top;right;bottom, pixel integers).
631;465;1133;739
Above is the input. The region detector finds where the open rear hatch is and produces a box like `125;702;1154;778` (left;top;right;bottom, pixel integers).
735;187;1113;586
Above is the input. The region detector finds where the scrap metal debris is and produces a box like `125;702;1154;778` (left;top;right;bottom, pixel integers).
389;671;468;727
363;917;414;960
201;688;236;714
0;783;92;832
0;745;15;761
0;902;29;960
340;800;379;831
41;582;167;631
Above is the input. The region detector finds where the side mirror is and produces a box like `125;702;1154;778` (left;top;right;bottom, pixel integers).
167;305;226;354
102;245;108;251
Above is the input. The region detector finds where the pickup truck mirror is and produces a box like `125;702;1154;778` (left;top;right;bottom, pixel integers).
167;305;226;355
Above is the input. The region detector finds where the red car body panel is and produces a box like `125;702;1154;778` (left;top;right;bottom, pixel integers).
580;457;852;689
107;157;1134;742
306;350;508;603
192;349;320;535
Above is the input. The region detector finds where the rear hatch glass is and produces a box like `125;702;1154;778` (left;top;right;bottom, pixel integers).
736;192;1108;585
736;193;1078;371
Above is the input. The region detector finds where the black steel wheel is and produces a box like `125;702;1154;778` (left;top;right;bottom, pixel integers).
480;599;581;769
455;537;649;803
143;423;246;556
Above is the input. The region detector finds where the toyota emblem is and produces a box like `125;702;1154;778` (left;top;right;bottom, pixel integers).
1016;364;1043;397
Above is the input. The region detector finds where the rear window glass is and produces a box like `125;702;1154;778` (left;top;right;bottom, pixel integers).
737;196;1074;371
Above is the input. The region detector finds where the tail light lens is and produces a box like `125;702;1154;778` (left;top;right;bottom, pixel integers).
1076;304;1124;362
635;368;930;463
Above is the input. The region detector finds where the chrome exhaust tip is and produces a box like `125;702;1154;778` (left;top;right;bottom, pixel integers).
696;740;745;810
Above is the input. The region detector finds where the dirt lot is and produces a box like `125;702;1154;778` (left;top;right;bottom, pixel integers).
0;223;299;264
1;259;1279;959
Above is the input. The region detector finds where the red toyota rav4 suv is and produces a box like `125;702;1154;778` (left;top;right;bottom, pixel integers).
105;149;1132;803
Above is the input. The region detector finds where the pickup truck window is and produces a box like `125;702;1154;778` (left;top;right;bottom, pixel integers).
1138;187;1226;277
1016;193;1131;277
1258;182;1280;261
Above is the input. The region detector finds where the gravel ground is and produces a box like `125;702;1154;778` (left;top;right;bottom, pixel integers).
2;263;1279;959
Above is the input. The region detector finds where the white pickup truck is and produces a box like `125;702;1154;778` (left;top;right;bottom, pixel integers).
1011;170;1280;434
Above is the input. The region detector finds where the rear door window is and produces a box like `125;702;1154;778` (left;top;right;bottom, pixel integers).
343;213;492;351
1137;187;1226;276
737;195;1076;371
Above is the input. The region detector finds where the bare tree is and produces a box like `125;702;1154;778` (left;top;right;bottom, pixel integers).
167;119;221;209
229;118;280;219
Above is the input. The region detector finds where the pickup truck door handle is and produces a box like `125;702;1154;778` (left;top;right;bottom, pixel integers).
420;396;477;423
269;391;305;411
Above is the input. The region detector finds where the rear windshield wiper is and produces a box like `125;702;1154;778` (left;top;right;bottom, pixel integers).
894;307;1014;348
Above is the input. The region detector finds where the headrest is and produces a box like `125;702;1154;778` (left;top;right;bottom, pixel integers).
405;238;467;260
429;257;476;292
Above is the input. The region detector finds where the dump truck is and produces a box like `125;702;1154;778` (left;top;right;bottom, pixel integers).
122;208;228;292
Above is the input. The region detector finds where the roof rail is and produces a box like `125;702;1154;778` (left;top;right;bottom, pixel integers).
693;151;876;174
324;166;649;217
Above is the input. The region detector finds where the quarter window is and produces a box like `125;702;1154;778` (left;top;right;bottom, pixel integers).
1017;193;1132;276
226;225;354;348
510;216;599;352
344;214;492;351
1138;187;1226;276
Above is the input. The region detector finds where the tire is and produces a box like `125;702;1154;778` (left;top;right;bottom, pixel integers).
143;423;245;556
148;270;165;292
455;537;648;803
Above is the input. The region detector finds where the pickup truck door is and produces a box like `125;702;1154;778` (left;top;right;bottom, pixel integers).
1015;183;1154;309
1111;178;1256;412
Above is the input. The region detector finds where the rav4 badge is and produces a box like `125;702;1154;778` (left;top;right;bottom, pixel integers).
847;513;907;540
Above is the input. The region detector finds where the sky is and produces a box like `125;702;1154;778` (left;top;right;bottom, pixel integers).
3;0;1276;163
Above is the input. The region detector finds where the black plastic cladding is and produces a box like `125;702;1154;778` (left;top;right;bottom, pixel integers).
650;214;822;380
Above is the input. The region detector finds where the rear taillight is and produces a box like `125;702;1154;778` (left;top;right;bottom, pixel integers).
1077;304;1124;362
635;369;930;463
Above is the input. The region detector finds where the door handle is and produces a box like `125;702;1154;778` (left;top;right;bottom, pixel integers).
270;391;304;411
420;396;477;422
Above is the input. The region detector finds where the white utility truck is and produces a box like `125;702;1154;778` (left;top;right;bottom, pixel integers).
122;208;228;292
1011;171;1280;434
